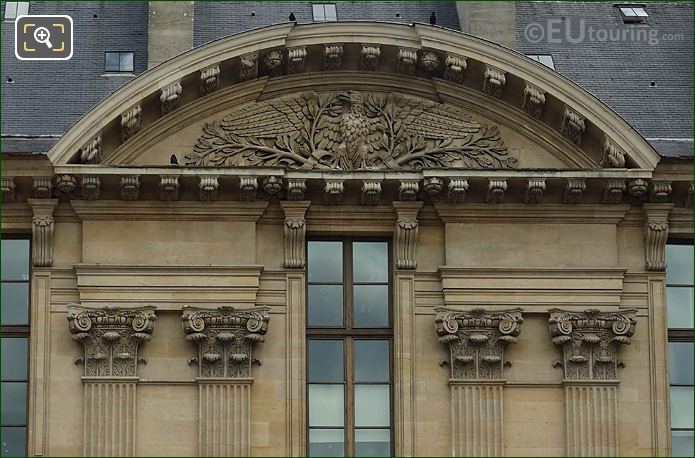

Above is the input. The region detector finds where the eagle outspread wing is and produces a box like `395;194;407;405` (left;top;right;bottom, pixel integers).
219;93;311;140
388;93;481;139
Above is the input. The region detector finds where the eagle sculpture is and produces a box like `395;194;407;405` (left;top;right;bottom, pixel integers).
185;91;517;170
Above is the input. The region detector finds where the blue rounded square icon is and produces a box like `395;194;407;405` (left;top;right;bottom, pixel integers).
15;15;73;61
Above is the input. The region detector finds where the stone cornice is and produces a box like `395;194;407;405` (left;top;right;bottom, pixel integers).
434;203;631;224
69;200;268;221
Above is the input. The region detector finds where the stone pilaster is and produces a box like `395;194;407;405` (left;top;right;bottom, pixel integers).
28;198;58;267
67;305;156;457
393;201;423;270
182;305;269;457
643;203;673;271
280;201;311;269
435;307;522;456
549;308;637;456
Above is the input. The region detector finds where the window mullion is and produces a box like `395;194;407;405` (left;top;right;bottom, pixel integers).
345;336;355;457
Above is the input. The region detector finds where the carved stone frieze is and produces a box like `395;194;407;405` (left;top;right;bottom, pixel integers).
185;91;515;170
435;307;523;380
68;305;156;377
287;46;307;74
263;49;284;76
33;177;53;199
521;83;546;118
182;305;270;379
561;108;586;146
159;176;180;201
448;178;469;203
361;180;382;206
81;176;101;200
239;52;259;81
649;181;672;203
200;65;221;96
29;199;57;267
482;66;506;98
600;137;626;168
549;308;637;381
602;179;626;204
199;176;219;201
443;54;467;83
628;178;648;201
419;51;440;73
393;201;422;270
281;201;310;269
160;82;182;115
120;176;140;201
1;177;15;202
262;175;282;197
324;180;344;205
80;133;102;164
643;203;672;271
563;178;586;204
323;44;343;70
239;177;258;201
56;174;78;194
423;177;444;197
121;105;142;143
399;180;419;201
286;179;307;201
486;178;507;203
524;178;546;204
396;48;417;75
360;45;381;71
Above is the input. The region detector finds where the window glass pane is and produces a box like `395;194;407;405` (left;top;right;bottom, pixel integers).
324;4;337;21
620;7;637;16
355;385;390;427
105;52;120;71
1;283;29;325
353;284;388;327
308;340;343;382
1;338;28;381
4;2;18;20
671;386;695;429
312;4;325;22
308;285;343;327
672;430;694;457
309;429;344;457
308;384;344;427
1;427;26;457
669;342;694;385
353;242;388;283
667;287;695;329
666;244;694;285
1;239;30;281
0;382;27;424
16;2;28;16
538;55;555;69
355;429;390;457
120;52;134;72
632;7;648;17
354;340;389;382
308;241;342;283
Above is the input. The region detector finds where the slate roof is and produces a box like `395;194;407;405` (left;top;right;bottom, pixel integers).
1;1;692;158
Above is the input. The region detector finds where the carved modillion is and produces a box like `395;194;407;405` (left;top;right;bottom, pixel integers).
563;178;586;204
239;52;259;81
239;177;258;201
120;176;140;201
262;49;283;76
399;180;419;201
81;176;101;200
448;178;469;203
182;305;270;379
486;179;507;203
121;105;142;142
67;305;156;377
200;65;220;96
80;133;102;164
323;44;343;71
393;201;422;270
286;179;307;201
443;54;467;83
324;180;344;205
643;203;672;271
419;51;440;73
602;179;626;204
281;201;310;269
561;108;586;145
360;45;381;71
287;46;307;74
56;174;78;194
649;181;672;203
160;82;182;115
524;178;546;204
423;177;444;198
601;137;626;168
482;66;506;98
199;176;219;201
1;177;15;202
159;176;180;201
396;48;417;75
361;180;382;206
522;83;546;118
28;198;58;267
33;177;53;199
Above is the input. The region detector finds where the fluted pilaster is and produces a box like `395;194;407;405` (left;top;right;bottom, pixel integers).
450;382;504;457
564;383;619;456
198;380;252;456
83;379;137;456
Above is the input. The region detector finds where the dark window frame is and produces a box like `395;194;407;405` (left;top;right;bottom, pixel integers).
1;234;31;457
306;237;394;457
104;51;135;73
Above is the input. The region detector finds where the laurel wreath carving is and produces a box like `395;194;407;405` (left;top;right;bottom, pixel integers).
185;91;517;170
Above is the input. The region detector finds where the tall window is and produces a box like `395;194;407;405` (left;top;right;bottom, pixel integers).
666;242;694;457
1;237;31;457
306;240;392;457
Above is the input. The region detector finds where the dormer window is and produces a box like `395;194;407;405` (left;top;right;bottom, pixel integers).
618;5;649;24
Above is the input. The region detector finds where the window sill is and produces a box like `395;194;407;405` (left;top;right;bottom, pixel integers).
100;72;136;78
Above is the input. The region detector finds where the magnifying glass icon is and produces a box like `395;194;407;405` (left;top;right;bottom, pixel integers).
33;27;53;49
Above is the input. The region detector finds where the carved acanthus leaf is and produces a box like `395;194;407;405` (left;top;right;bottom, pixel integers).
435;307;523;380
185;91;516;171
182;306;270;379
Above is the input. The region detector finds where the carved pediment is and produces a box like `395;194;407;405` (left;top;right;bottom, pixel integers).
184;91;517;171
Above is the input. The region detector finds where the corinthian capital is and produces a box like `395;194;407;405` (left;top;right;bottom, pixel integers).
182;306;270;379
67;305;156;378
549;308;637;382
435;307;523;381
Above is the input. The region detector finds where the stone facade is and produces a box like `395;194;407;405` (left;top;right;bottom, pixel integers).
1;22;692;457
